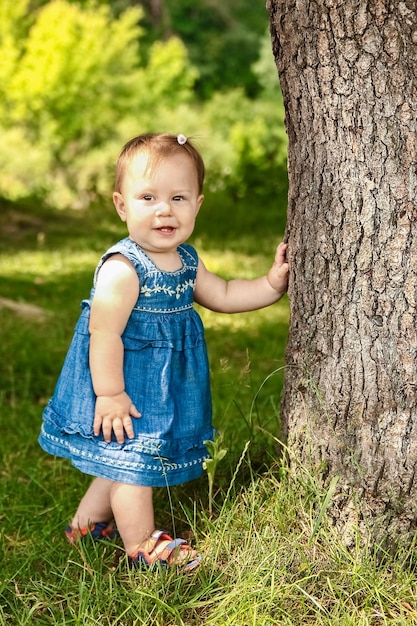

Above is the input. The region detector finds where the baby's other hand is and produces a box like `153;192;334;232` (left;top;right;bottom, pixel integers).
267;242;289;296
93;391;141;444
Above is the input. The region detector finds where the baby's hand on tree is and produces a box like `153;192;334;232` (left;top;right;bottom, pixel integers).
267;242;289;296
93;391;141;444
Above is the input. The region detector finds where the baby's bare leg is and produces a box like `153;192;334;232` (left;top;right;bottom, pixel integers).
110;483;154;556
71;477;114;528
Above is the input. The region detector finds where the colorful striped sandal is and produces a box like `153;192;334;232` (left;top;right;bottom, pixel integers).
65;521;119;544
129;530;201;573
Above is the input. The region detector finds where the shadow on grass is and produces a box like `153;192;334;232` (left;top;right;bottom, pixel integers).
0;196;119;254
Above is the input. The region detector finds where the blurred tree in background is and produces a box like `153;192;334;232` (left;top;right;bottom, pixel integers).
0;0;286;208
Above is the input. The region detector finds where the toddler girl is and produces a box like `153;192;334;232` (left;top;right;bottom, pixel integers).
39;132;289;571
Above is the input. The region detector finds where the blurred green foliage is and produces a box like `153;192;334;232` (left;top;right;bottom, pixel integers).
0;0;286;209
157;0;268;97
62;0;269;97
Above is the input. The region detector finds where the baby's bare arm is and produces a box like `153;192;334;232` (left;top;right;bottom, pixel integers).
89;256;141;443
194;243;288;313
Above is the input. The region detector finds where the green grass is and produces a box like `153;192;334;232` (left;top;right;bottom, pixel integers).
2;193;417;624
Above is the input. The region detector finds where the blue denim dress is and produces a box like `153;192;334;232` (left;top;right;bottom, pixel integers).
39;238;214;487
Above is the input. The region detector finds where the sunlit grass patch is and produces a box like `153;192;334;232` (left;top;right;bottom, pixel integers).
0;249;98;278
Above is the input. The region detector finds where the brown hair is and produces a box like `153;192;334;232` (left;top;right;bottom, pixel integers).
114;132;205;194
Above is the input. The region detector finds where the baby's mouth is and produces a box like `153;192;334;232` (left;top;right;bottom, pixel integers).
156;226;176;234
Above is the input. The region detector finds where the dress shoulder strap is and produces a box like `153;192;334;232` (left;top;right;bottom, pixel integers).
178;243;199;267
93;238;149;286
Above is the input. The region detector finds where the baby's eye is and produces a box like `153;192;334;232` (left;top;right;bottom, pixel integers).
172;195;184;202
142;194;154;201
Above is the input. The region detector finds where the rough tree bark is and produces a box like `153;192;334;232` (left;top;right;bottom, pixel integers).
268;0;417;549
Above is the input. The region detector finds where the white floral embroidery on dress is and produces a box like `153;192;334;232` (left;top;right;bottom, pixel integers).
141;279;195;299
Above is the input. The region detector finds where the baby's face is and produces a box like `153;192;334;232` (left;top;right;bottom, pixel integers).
113;151;204;255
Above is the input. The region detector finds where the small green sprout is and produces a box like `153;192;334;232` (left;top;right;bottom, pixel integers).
203;434;228;517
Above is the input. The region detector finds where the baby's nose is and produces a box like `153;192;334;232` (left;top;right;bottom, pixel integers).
155;202;171;217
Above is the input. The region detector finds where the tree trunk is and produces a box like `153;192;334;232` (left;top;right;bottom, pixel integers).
268;0;417;549
146;0;163;26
